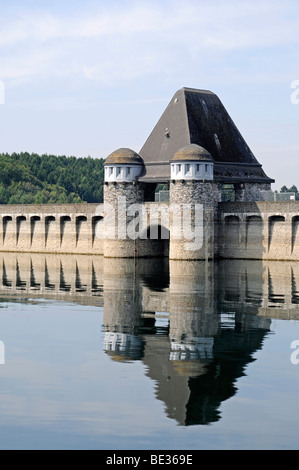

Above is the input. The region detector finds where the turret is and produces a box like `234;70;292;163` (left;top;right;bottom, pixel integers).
104;148;145;183
169;144;221;260
103;148;145;258
170;144;214;181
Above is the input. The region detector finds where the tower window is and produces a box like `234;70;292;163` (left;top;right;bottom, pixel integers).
196;164;200;172
116;167;121;176
205;164;208;173
185;164;190;174
127;167;131;176
109;167;113;176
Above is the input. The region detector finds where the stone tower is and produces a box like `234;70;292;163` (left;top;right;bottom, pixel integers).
103;148;145;258
102;87;274;260
169;144;221;260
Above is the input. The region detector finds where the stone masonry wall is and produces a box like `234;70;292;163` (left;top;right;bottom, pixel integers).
218;201;299;260
0;203;104;254
1;199;299;260
169;181;221;260
234;183;272;202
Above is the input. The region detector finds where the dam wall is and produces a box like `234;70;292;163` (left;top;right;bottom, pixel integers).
218;201;299;260
0;202;171;257
0;203;104;254
1;201;299;260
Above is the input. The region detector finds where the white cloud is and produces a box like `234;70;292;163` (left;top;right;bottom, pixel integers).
0;0;298;88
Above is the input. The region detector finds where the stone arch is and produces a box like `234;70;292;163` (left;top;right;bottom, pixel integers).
146;224;170;241
16;215;27;245
292;215;299;252
245;215;263;251
2;216;12;244
30;215;41;246
139;224;170;257
75;215;88;247
45;216;56;248
60;215;72;246
268;215;285;252
92;215;104;247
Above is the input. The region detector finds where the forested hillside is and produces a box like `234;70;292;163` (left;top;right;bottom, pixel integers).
0;152;104;204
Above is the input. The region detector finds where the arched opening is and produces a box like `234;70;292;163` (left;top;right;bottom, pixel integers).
45;216;56;247
16;216;26;245
30;216;41;246
268;215;285;251
60;215;71;246
75;215;88;246
92;216;104;247
2;216;12;243
292;216;299;252
246;215;263;251
141;224;170;257
146;224;169;240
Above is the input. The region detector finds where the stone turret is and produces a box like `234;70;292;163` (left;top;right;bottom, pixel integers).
104;147;144;183
170;144;214;181
169;144;221;260
103;148;145;258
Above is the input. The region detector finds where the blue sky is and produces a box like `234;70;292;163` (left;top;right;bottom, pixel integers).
0;0;298;190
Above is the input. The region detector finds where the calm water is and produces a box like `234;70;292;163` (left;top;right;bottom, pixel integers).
0;252;298;450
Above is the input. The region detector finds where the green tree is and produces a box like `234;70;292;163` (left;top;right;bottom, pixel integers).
289;185;298;193
0;152;104;204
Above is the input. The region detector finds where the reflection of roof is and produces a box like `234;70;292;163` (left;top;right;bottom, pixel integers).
171;144;213;162
104;148;144;165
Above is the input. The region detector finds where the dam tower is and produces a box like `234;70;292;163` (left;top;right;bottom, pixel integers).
103;148;145;258
103;87;274;260
169;144;221;260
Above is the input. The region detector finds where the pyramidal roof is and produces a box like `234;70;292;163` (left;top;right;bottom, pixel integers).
139;87;274;184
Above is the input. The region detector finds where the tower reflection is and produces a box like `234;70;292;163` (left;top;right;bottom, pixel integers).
102;257;274;425
1;253;298;425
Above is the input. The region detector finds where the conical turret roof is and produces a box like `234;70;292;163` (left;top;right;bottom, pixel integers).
171;144;213;162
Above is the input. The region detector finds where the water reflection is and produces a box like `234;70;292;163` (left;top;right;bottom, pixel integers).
102;258;274;426
0;253;103;305
0;253;298;426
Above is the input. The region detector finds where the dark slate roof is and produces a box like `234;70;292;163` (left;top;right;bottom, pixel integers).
139;87;274;184
171;144;213;162
104;148;144;165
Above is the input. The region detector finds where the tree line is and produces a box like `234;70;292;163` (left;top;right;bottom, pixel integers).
279;185;299;200
0;152;104;204
280;185;298;193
